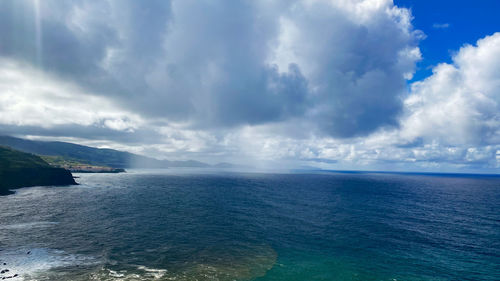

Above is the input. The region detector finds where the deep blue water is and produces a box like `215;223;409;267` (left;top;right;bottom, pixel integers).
0;170;499;280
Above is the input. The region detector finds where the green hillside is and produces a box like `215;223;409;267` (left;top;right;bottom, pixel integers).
0;145;50;169
0;146;76;195
0;136;209;168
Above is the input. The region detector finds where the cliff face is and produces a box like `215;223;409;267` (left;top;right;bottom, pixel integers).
0;146;77;195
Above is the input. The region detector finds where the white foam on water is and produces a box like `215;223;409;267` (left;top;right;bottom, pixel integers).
136;266;167;279
0;244;277;280
0;248;99;280
1;221;58;230
91;265;168;281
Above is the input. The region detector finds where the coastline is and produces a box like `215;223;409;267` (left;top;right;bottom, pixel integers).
0;167;77;196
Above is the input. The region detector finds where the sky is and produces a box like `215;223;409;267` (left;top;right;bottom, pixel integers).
0;0;499;173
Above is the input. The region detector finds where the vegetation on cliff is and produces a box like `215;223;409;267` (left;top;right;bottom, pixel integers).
41;155;126;173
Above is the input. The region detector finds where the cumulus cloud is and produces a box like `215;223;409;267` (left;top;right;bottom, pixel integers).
161;32;500;171
271;0;421;136
273;32;500;171
401;33;500;146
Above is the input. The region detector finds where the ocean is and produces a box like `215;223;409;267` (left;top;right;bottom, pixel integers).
0;170;498;280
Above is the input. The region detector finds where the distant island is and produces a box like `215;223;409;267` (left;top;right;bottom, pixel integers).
0;146;76;195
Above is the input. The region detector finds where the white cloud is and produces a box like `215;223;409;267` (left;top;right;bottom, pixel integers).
0;59;142;132
401;33;500;146
432;23;450;29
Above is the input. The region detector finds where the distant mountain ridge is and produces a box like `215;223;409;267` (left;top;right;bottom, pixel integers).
0;136;210;169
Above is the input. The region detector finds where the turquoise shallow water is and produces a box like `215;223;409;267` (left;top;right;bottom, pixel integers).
0;170;499;280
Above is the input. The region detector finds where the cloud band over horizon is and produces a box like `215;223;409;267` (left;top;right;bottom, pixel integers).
0;0;499;172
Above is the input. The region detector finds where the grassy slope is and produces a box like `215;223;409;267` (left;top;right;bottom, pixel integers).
0;145;50;169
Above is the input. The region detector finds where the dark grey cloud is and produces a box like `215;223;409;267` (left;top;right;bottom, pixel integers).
282;1;419;137
0;0;420;138
136;0;310;125
0;0;115;77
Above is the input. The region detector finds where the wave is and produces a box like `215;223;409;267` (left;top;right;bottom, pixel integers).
2;221;58;230
0;248;99;280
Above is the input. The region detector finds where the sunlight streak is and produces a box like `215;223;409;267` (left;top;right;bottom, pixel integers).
33;0;42;67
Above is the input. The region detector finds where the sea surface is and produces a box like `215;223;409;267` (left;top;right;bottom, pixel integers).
0;170;498;280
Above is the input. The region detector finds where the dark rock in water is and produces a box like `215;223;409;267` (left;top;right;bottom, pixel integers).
27;251;30;255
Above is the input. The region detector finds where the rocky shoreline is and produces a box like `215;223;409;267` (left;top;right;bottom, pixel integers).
0;259;19;280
